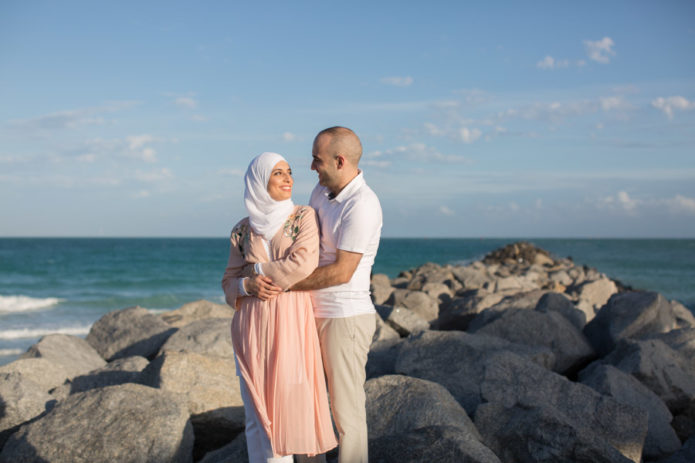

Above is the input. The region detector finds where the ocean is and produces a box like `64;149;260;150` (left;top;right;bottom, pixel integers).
1;238;694;366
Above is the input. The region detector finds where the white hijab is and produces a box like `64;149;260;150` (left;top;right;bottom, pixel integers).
244;152;295;241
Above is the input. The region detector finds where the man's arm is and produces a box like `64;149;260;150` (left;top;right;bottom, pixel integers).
290;249;362;291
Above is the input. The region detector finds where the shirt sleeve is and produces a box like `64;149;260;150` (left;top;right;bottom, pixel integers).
337;196;382;254
221;220;249;310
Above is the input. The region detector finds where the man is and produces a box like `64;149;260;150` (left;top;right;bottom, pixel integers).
292;126;383;463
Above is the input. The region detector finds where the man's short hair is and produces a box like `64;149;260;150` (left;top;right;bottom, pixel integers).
316;126;362;165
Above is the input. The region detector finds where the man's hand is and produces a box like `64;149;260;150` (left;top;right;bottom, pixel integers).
244;275;282;301
291;249;362;291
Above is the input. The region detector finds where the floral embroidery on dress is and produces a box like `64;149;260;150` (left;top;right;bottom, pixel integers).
231;221;250;258
282;207;306;242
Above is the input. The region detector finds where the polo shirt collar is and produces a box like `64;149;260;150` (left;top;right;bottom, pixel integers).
329;171;364;203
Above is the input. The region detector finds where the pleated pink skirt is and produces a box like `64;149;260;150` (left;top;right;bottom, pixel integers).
231;291;337;456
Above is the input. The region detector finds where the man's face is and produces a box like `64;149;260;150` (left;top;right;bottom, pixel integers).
311;135;339;189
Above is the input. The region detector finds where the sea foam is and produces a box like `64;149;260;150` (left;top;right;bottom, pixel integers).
0;325;91;340
0;295;63;314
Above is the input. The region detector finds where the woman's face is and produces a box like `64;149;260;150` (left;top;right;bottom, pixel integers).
267;160;293;201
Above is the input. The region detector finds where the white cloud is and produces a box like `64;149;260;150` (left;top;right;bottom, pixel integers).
127;134;156;150
366;143;469;165
132;190;151;198
380;76;414;87
175;97;198;109
126;134;158;163
595;192;695;216
537;55;570;70
135;168;173;182
282;132;297;142
458;127;482;144
8;101;137;131
652;96;695;119
191;114;208;122
665;195;695;215
617;191;637;212
584;37;616;63
439;205;455;216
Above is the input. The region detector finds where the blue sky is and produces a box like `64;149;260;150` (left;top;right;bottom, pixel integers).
1;1;694;238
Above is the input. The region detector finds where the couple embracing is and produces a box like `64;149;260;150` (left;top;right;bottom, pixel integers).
222;127;382;463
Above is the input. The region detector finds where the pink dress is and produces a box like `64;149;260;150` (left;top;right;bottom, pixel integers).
222;205;337;456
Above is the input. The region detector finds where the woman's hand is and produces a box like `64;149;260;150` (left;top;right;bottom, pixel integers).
244;275;282;301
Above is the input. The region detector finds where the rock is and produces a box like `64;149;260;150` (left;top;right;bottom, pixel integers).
87;306;177;361
366;375;480;440
20;333;106;379
369;425;501;463
161;299;234;328
600;339;695;412
657;437;695;463
367;338;404;379
579;364;681;460
478;351;648;463
385;289;439;322
0;383;194;463
372;313;400;344
451;265;493;290
671;300;695;329
0;358;71;393
375;305;429;337
140;350;244;457
483;241;553;267
434;291;505;331
0;372;53;449
549;270;573;286
370;273;394;305
584;292;682;356
64;355;149;395
535;291;587;330
577;278;618;313
421;282;453;307
390;276;410;289
395;330;555;414
406;263;456;291
159;318;234;359
470;308;595;374
475;402;636;463
647;328;695;373
486;289;549;312
671;400;695;443
534;252;555;266
199;433;247;463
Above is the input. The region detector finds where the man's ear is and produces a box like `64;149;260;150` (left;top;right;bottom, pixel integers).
336;155;345;169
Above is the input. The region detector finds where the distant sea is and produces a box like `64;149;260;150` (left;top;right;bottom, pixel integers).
1;238;694;366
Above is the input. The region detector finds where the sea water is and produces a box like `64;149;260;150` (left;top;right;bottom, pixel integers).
1;238;694;365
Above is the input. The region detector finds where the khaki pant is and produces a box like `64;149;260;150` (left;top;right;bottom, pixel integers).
303;314;376;463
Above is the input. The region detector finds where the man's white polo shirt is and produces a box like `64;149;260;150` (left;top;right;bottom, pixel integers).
309;171;382;319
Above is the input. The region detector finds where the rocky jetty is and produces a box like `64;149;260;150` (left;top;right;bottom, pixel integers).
2;241;694;462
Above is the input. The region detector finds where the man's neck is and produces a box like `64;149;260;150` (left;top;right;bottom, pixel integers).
329;170;359;198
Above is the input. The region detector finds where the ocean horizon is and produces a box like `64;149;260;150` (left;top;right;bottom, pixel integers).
2;237;694;366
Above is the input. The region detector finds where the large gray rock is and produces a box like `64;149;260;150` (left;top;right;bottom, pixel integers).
372;313;400;344
406;263;457;291
657;437;695;463
475;402;635;463
579;364;681;460
601;339;695;411
478;351;648;463
369;425;501;463
0;358;71;393
535;291;587;330
395;330;555;414
159;318;234;359
87;306;177;361
370;273;394;306
375;305;429;337
199;433;247;463
421;282;453;307
451;264;494;290
366;338;404;379
140;350;244;457
0;372;53;448
63;355;149;396
470;308;595;373
0;383;193;463
584;291;682;356
485;289;549;313
577;277;618;316
433;291;505;331
366;375;479;440
161;299;235;328
385;289;439;322
20;333;106;379
648;328;695;373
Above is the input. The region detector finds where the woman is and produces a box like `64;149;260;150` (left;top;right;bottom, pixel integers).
221;152;337;463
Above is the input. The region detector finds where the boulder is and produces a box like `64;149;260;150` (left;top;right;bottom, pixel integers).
369;425;501;463
366;375;480;440
451;265;493;290
140;351;244;457
535;291;586;330
421;282;453;307
483;241;553;267
549;269;573;286
384;289;439;322
600;339;695;411
475;402;636;463
434;291;505;331
657;437;695;463
87;306;177;361
406;263;457;291
0;372;53;449
199;433;247;463
367;338;404;379
579;364;681;460
64;355;149;396
20;333;106;379
485;289;549;312
375;305;429;337
159;318;235;359
0;383;194;463
670;300;695;329
470;308;595;374
584;292;682;356
478;351;648;463
370;273;394;305
395;330;555;414
647;328;695;373
372;313;400;344
0;358;71;393
577;278;618;314
160;299;235;328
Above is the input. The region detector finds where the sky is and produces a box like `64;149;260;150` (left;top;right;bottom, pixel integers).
1;1;694;238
